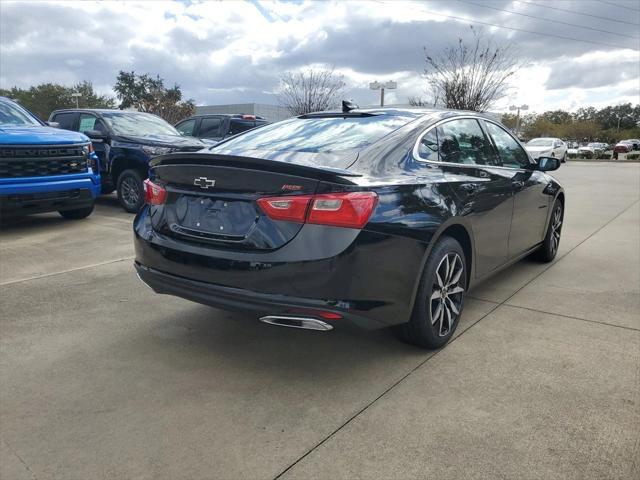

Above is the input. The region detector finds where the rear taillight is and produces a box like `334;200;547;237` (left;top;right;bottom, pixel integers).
143;179;167;205
257;192;377;229
307;192;378;229
256;195;311;223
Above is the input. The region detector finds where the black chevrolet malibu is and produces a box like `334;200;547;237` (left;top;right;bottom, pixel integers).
134;107;564;348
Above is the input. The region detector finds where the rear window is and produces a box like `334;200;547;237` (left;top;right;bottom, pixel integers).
215;114;418;153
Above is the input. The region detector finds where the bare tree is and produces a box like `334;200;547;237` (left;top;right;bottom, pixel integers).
278;68;346;116
423;27;524;112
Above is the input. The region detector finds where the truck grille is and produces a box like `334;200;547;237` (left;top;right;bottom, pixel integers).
0;145;87;178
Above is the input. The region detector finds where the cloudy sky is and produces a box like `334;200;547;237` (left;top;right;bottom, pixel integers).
1;0;638;113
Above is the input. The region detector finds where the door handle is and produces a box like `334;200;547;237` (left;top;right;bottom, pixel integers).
512;180;525;191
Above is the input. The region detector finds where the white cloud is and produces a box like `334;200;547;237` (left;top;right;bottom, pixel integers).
0;0;638;111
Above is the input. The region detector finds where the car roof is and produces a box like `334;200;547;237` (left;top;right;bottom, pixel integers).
182;114;268;120
51;108;157;115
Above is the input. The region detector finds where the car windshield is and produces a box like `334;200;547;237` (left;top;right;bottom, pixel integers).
215;113;420;153
587;143;600;147
101;112;179;136
0;99;41;127
526;139;553;146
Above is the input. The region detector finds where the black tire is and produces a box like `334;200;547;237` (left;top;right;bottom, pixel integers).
398;236;467;349
58;204;94;220
101;185;115;195
561;153;567;163
534;199;563;262
117;169;145;213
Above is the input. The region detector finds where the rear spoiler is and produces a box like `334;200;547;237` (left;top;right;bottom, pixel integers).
150;152;361;184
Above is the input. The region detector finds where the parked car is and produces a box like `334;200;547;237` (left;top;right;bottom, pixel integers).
578;142;608;156
566;141;579;155
613;140;634;154
175;114;268;145
0;97;100;219
624;139;640;150
48;109;205;212
134;107;564;349
525;137;567;162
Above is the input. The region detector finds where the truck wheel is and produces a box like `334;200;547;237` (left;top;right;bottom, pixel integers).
117;169;145;213
59;205;94;220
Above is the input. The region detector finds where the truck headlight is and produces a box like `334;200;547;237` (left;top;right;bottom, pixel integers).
141;145;172;156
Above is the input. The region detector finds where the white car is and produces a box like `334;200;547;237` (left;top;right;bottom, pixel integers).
578;143;608;155
525;138;568;162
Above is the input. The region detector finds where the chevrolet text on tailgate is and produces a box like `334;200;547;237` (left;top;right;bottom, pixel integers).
0;97;100;220
134;104;565;349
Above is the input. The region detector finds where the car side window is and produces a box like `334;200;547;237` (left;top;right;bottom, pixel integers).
52;112;77;131
176;119;196;136
200;118;223;138
417;128;439;162
78;113;107;135
436;119;497;166
484;122;530;169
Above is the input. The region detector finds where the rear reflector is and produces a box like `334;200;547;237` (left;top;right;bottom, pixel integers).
257;191;377;229
143;179;167;205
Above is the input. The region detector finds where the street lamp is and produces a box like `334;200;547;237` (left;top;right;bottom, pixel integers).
616;114;633;132
509;104;529;133
370;81;397;107
71;92;82;108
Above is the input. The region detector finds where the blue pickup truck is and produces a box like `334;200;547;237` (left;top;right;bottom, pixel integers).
0;97;100;220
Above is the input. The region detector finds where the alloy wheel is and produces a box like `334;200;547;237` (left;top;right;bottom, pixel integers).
121;177;140;208
429;252;465;337
550;205;563;256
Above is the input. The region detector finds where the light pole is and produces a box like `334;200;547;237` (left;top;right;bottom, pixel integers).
71;92;82;108
509;104;529;134
616;114;632;132
370;81;397;107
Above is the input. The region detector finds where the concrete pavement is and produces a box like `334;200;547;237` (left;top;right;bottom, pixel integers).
1;162;638;479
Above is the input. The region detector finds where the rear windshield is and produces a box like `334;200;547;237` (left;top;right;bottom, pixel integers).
215;114;418;153
527;139;553;146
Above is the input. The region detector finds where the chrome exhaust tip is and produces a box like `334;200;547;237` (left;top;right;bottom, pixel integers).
259;315;333;332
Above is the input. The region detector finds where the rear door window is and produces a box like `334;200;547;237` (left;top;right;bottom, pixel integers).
483;122;530;169
52;112;78;131
436;119;497;165
417;128;439;162
199;117;223;139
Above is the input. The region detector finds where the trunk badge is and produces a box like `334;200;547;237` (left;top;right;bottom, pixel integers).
194;177;215;189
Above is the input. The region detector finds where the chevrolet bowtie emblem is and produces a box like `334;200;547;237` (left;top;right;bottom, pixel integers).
194;177;215;189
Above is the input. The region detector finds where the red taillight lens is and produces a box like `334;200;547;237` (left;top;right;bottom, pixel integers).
258;192;377;229
143;179;167;205
308;192;378;229
256;195;312;223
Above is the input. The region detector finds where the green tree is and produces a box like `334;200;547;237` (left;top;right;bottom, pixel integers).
113;71;195;124
0;82;114;120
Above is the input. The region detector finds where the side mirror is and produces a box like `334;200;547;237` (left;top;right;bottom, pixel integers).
537;156;560;172
46;121;60;128
83;129;107;142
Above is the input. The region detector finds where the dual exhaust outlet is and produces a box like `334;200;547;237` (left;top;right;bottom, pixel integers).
259;315;333;331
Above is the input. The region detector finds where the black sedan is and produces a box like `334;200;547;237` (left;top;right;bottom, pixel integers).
134;107;564;349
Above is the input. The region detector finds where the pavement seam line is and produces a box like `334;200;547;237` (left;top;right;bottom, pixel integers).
504;304;640;332
0;257;135;287
3;440;37;480
272;197;640;479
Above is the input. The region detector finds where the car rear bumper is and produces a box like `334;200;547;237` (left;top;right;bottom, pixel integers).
133;207;428;329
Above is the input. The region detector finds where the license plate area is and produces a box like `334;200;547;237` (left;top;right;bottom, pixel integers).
171;195;259;240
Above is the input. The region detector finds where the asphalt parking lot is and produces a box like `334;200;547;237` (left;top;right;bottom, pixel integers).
1;162;639;480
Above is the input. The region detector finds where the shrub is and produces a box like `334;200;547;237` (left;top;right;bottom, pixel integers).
567;152;578;159
627;153;640;160
578;151;593;159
